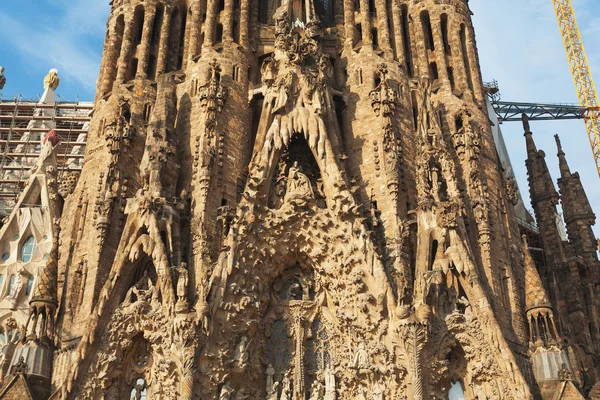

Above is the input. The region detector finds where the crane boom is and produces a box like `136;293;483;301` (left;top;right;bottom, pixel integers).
552;0;600;177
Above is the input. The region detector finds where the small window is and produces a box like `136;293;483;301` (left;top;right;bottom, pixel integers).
1;254;8;261
20;236;36;262
12;235;19;241
0;276;4;290
26;276;35;296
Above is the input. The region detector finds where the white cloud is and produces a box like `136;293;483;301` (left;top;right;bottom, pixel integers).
0;0;109;91
471;1;600;240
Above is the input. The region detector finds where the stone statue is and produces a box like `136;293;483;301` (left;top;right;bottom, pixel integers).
233;336;250;370
324;368;336;400
280;377;292;400
266;363;275;393
352;340;370;369
177;266;188;302
266;381;280;400
309;380;323;400
8;273;25;300
284;162;314;202
219;382;234;400
44;68;60;90
372;382;384;400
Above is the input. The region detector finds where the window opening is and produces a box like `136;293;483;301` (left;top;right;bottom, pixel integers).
21;236;36;262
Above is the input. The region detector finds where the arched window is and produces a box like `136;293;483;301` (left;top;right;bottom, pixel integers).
26;276;35;296
266;319;292;374
306;319;330;374
0;276;4;291
20;236;36;262
449;381;466;400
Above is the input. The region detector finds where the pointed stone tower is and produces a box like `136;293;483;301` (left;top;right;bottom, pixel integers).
5;0;594;399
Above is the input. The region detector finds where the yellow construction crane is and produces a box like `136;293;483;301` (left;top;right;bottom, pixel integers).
552;0;600;177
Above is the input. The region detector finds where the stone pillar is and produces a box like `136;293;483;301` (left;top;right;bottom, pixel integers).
100;17;125;95
391;0;404;64
375;0;393;59
360;0;372;47
188;2;204;62
204;0;218;46
343;0;355;54
223;0;234;41
448;19;468;94
464;24;484;105
157;8;172;75
240;0;250;47
137;6;157;79
115;16;135;85
181;7;192;70
411;10;429;79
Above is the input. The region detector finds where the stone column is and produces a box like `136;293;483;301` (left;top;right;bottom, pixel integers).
449;18;468;94
223;0;234;41
240;0;250;47
188;2;204;62
157;7;172;75
181;7;193;70
465;24;485;105
375;0;392;59
100;18;124;95
410;10;429;79
360;0;372;48
204;0;218;46
137;6;157;79
391;0;404;64
343;0;355;54
115;16;135;85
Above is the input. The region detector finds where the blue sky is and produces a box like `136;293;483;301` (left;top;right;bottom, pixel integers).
0;0;598;238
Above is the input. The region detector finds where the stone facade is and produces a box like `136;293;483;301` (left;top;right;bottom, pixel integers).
0;0;598;399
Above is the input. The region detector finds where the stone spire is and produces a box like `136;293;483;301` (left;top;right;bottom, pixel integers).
555;134;571;178
554;134;598;272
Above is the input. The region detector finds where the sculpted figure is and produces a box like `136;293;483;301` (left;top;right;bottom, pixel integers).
8;272;24;300
309;380;323;400
177;266;188;302
285;162;314;202
266;381;280;400
233;336;250;370
372;382;384;400
280;377;292;400
352;340;370;369
44;68;60;90
219;382;234;400
324;367;336;400
266;363;275;393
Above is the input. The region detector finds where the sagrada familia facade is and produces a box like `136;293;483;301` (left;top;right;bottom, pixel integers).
0;0;599;398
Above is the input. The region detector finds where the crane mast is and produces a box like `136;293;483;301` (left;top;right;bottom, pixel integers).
552;0;600;177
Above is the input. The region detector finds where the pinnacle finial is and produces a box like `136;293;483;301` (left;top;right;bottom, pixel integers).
44;68;60;91
521;113;531;134
554;134;565;155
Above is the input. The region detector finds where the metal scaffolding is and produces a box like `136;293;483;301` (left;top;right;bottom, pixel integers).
0;96;92;217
